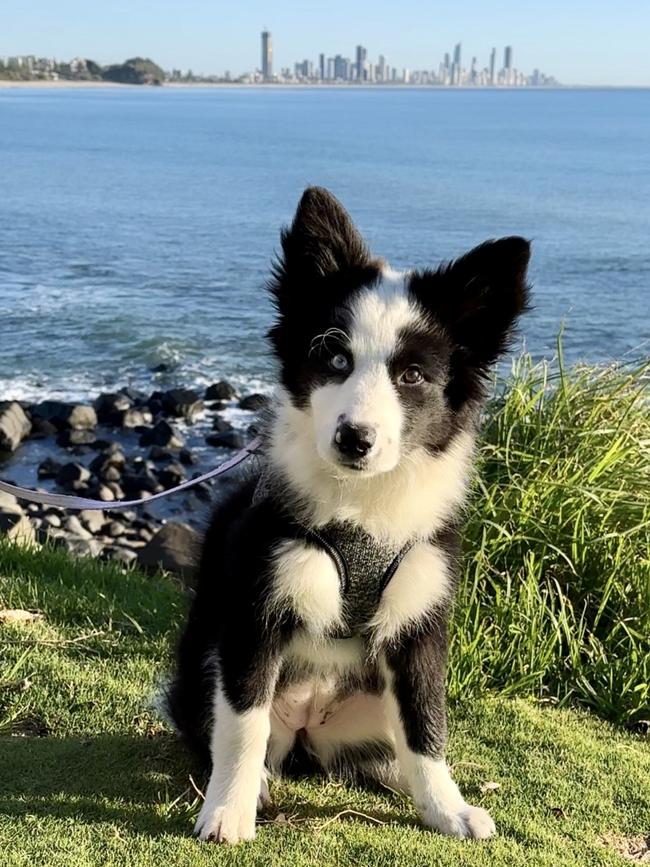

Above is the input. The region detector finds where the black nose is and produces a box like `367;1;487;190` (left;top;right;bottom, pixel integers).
334;420;376;459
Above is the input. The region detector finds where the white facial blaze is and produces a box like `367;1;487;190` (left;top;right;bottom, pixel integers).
310;269;421;476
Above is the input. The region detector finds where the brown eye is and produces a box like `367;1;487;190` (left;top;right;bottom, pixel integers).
400;365;424;386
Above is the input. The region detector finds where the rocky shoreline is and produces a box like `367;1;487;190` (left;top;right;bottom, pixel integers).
0;381;268;579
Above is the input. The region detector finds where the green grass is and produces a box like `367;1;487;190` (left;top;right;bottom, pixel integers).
1;542;649;867
452;349;650;724
1;352;649;865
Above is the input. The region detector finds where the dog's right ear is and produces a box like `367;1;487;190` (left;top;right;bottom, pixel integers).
269;187;374;312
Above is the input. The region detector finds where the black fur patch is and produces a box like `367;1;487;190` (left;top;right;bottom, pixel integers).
409;237;531;409
267;187;381;405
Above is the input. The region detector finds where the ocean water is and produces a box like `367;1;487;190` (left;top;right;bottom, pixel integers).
0;85;649;407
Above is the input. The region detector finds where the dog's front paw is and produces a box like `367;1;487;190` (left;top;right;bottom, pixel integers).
194;800;257;844
422;803;496;840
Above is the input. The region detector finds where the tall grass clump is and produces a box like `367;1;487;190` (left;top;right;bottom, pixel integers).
450;342;650;724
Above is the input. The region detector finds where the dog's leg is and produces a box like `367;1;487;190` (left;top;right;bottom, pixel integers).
194;687;273;843
383;629;496;840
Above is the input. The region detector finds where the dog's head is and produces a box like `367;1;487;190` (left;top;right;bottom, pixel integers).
268;187;530;478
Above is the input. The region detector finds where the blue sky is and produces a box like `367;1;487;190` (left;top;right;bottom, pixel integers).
3;0;650;85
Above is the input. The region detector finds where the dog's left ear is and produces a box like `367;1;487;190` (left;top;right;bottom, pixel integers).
411;237;531;368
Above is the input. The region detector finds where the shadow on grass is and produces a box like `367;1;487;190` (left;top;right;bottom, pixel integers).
0;732;412;838
0;731;196;836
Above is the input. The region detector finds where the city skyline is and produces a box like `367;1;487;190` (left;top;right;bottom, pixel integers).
267;37;557;87
2;0;650;86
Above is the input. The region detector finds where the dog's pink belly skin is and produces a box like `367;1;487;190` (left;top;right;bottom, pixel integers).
272;681;345;731
270;681;390;768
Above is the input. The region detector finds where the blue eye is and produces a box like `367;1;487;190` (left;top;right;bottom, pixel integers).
330;353;350;372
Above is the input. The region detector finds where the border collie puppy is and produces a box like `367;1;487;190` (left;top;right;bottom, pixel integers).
167;187;530;844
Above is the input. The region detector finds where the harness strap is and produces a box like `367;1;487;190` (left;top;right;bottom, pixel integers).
303;523;414;635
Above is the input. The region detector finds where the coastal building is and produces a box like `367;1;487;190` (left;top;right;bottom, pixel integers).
355;45;367;80
261;31;273;80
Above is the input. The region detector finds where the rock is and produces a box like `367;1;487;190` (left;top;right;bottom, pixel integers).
64;515;93;540
30;401;97;431
206;430;245;450
179;448;197;466
148;446;174;463
212;415;234;433
153;388;204;423
137;522;200;579
104;520;126;538
238;393;269;412
43;512;62;529
0;491;23;514
205;380;237;401
79;510;105;534
119;387;148;405
102;546;138;566
89;449;125;482
65;537;103;558
121;470;163;496
106;482;125;500
55;463;91;491
94;484;116;502
0;402;32;452
120;408;153;429
37;457;62;479
139;420;185;449
157;463;186;489
150;362;172;373
0;512;36;546
29;417;58;439
94;392;132;424
56;429;97;448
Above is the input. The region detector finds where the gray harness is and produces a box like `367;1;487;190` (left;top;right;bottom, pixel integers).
302;522;414;638
254;466;414;637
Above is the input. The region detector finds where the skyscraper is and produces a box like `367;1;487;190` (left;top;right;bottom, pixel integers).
452;42;461;85
355;45;367;80
319;53;325;80
489;47;496;85
504;45;513;71
261;31;273;80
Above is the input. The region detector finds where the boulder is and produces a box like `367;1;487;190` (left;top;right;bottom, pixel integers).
212;415;234;433
120;407;153;429
139;420;185;449
94;392;132;424
0;511;36;546
148;446;174;463
238;393;269;412
205;380;237;402
104;520;127;538
37;457;63;480
64;515;93;540
137;521;200;580
157;463;186;490
79;509;105;534
0;402;32;452
206;430;245;450
0;491;23;515
56;429;97;448
29;417;58;439
55;462;91;491
121;469;163;496
152;388;204;423
102;546;138;566
179;448;197;466
30;401;97;431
